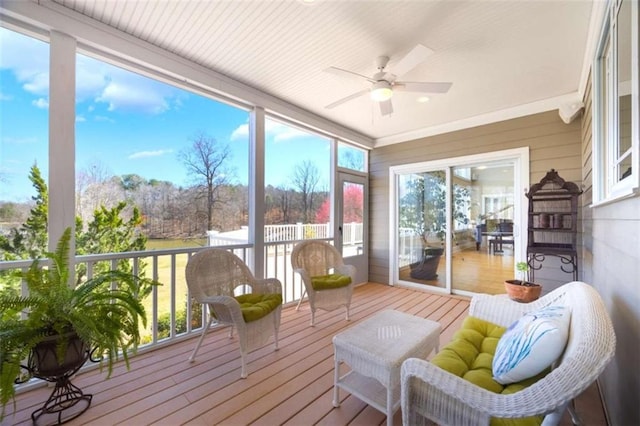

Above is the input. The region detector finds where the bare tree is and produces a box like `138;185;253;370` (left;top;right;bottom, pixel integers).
76;160;117;221
279;188;291;223
178;132;232;232
291;160;320;223
339;149;365;170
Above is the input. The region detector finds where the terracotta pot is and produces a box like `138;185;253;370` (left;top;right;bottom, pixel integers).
504;279;542;303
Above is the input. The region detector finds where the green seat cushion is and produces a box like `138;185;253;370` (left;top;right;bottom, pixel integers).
431;316;546;426
234;293;282;323
310;273;352;290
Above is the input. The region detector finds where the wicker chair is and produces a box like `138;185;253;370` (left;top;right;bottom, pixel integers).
401;281;616;426
290;240;356;326
185;248;282;378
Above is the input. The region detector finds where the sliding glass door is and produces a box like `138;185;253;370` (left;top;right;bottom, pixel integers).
391;148;528;296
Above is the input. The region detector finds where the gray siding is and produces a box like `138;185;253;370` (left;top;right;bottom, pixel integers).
581;73;640;426
369;110;583;285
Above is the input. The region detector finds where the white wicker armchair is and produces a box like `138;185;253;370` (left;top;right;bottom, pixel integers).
291;240;356;326
185;248;282;378
401;281;616;426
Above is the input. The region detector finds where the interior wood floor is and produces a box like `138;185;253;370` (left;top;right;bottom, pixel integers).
3;283;606;426
400;246;515;295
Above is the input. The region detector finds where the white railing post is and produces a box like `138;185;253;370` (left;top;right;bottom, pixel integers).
296;222;303;240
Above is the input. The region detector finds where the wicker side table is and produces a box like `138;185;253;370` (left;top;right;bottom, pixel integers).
332;310;441;426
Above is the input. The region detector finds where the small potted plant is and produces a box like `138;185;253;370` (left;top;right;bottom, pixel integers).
504;261;542;302
0;228;158;422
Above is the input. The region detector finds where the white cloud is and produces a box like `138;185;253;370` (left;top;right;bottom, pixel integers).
267;121;310;142
229;120;311;143
230;123;249;141
94;115;115;123
0;28;50;96
23;73;49;95
76;56;108;101
76;54;179;115
76;115;86;122
2;136;38;145
32;98;49;109
0;92;13;101
128;149;173;159
0;29;180;117
97;80;169;114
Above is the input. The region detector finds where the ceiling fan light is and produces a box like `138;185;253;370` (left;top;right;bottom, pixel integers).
370;81;393;102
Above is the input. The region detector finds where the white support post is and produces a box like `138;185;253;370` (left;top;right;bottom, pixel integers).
48;31;76;282
249;107;265;278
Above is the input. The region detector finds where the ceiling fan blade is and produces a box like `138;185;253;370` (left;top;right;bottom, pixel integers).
391;44;434;77
381;72;396;82
394;81;452;94
324;66;375;83
325;89;369;109
379;99;393;116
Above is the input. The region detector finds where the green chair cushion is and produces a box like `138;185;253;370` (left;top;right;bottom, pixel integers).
431;316;547;426
310;273;352;290
235;293;282;323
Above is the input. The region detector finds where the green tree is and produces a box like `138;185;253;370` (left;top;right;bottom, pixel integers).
0;165;48;260
120;174;146;192
0;165;147;291
75;201;147;284
398;171;469;246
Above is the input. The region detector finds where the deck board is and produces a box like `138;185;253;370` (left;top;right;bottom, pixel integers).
3;283;606;426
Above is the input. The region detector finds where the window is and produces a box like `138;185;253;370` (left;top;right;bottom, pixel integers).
75;52;250;248
263;117;330;235
0;27;50;260
338;142;366;172
593;0;639;203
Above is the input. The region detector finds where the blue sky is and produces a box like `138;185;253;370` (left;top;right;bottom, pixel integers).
0;27;330;203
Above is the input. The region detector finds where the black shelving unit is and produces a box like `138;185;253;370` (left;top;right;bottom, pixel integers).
526;169;583;281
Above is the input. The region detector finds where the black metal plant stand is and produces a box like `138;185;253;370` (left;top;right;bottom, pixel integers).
16;335;97;425
29;372;92;425
527;252;578;282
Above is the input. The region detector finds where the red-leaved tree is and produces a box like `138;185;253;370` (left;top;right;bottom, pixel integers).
315;184;363;223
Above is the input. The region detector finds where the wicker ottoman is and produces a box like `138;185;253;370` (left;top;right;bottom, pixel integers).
332;310;441;426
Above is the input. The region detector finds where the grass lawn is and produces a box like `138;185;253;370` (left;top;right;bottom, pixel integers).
140;238;206;340
146;238;207;250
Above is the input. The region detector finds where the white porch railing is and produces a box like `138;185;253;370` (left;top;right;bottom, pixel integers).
207;222;335;246
0;240;347;348
207;223;364;245
0;222;370;396
0;223;367;361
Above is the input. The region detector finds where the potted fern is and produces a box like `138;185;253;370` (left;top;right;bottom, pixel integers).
504;261;542;302
0;227;157;422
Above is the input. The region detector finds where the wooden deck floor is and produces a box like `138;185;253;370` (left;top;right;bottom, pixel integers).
3;283;606;426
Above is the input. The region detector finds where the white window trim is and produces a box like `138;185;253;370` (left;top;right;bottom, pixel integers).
592;0;640;206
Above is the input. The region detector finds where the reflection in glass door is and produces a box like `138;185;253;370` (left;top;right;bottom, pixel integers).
450;163;516;295
338;173;367;284
397;170;448;289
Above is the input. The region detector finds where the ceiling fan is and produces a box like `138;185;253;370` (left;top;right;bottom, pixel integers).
324;44;452;116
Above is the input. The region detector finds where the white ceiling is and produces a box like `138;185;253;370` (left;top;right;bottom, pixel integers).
48;0;596;146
